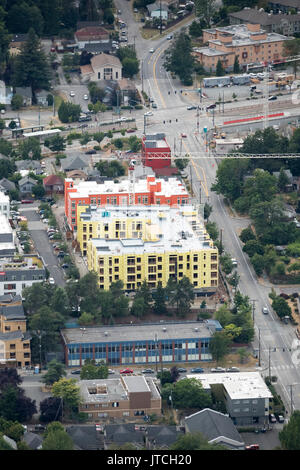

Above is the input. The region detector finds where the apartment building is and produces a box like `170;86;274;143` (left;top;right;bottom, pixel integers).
85;205;218;293
194;23;291;72
0;295;31;368
78;376;161;421
64;176;190;231
268;0;300;14
0;256;46;297
141;133;172;170
187;372;273;426
61;320;222;367
229;7;300;35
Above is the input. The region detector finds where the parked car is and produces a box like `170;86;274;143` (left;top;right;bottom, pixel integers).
21;200;33;204
61;264;69;269
177;368;187;373
142;369;154;374
269;413;276;423
108;369;115;374
85;150;96;154
211;367;226;373
226;367;240;372
120;368;133;374
190;367;204;373
49;277;55;285
71;369;81;375
167;35;173;40
262;306;269;315
149;48;155;53
83;94;88;100
152;102;157;108
268;95;277;101
277;415;284;423
187;106;197;110
181;133;187;138
144;111;153;116
245;444;259;450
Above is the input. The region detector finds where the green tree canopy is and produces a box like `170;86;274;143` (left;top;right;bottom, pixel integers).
279;410;300;449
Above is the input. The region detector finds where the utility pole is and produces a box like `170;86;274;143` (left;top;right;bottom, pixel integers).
251;299;257;323
290;384;294;414
141;59;144;94
268;346;271;379
258;328;261;367
160;0;162;35
196;107;200;133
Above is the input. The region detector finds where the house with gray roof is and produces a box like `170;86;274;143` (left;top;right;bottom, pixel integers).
18;175;37;195
15;87;32;106
22;432;43;450
147;2;169;19
104;424;144;449
67;425;103;450
145;425;184;449
35;90;49;107
0;178;16;194
61;155;89;173
185;409;245;450
15;160;43;175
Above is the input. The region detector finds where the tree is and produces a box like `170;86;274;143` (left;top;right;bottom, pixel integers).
58;101;81;123
32;184;46;199
239;226;256;244
272;295;292;319
277;167;289;192
0;385;37;423
171;432;225;450
7;3;44;36
195;0;217;27
189;20;204;38
279;410;300;449
168;277;194;317
216;59;225;77
212;158;250;202
11;94;23;110
44;135;66;153
122;57;139;78
0;368;22;390
18;136;41;160
13;28;51;94
209;331;231;362
80;359;108;380
233;55;240;74
203;202;212;221
41;360;66;386
164;32;195;85
51;378;81;416
171;378;213;409
42;428;74;450
39;397;62;423
242;239;264;258
152;281;168;315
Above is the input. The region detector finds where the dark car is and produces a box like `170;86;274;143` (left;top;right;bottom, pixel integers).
61;263;69;269
71;369;81;375
268;95;277;101
187;106;197;110
142;369;154;374
191;367;204;373
206;103;216;111
177;368;187;373
85;150;96;154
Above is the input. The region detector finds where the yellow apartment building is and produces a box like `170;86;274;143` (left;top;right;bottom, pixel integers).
84;205;218;294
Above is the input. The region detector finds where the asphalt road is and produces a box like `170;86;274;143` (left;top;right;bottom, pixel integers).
19;203;66;287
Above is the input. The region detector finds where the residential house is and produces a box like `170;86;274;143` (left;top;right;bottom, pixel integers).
83;41;114;55
15;160;43;175
147;2;169;20
184;409;245;450
15;87;32;106
0;178;16;195
0;191;10;218
80;53;122;82
22;432;43;450
0;81;13;106
229;7;300;35
103;424;144;449
43;175;64;195
61;155;89;173
66;425;104;450
18;176;37;195
35;90;49;107
9;34;28;56
117;78;140;105
145;426;184;449
74;26;110;50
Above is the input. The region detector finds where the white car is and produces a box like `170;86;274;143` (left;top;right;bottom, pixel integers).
149;48;155;53
70;91;75;97
83;94;88;100
49;277;55;285
144;111;153;116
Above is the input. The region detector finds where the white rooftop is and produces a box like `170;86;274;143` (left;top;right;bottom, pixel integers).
87;205;215;254
0;215;12;234
187;372;273;400
0;191;9;204
66;177;189;199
